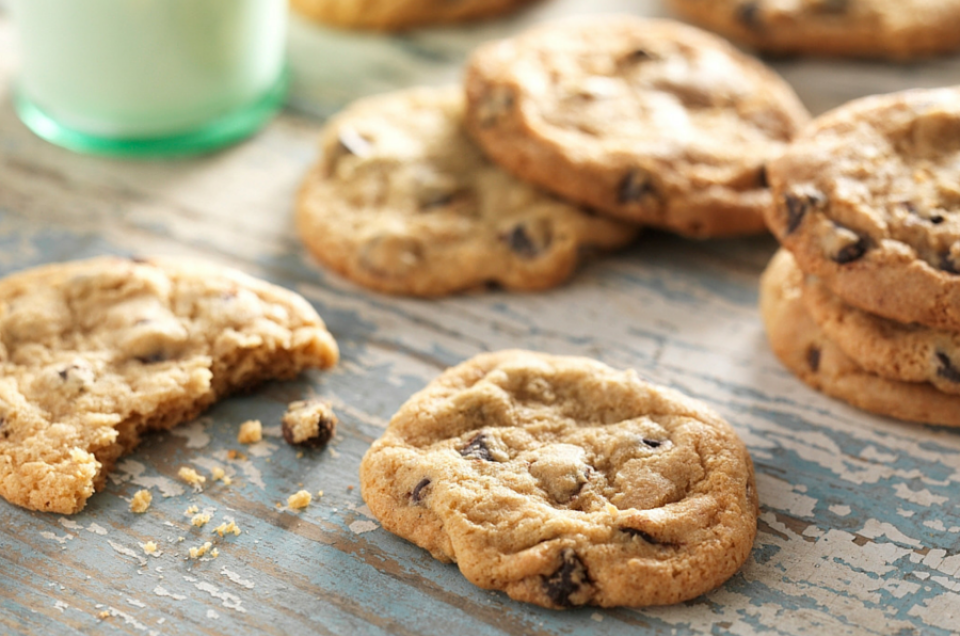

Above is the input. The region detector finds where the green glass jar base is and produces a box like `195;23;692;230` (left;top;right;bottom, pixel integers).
13;71;288;158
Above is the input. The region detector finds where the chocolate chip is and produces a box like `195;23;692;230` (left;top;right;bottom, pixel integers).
619;48;656;65
282;414;336;449
833;237;867;264
642;439;664;448
58;368;69;381
903;201;944;225
783;192;825;234
136;352;166;364
411;478;431;504
542;549;590;608
461;433;493;461
757;165;769;189
129;257;150;265
502;225;538;258
936;352;960;383
618;170;656;204
476;86;515;128
736;1;763;30
621;527;660;544
940;251;960;275
807;346;821;372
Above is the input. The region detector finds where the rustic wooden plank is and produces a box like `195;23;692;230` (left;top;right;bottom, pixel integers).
2;3;960;635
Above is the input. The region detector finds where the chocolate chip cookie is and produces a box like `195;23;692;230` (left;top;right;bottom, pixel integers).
463;16;810;238
802;265;960;396
0;257;339;513
760;250;960;427
360;350;758;608
766;87;960;332
668;0;960;60
296;87;638;297
290;0;538;31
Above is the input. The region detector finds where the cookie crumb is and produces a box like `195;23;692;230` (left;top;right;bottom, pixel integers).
191;513;212;528
347;485;354;491
316;490;324;498
211;467;225;480
287;490;312;510
185;505;199;516
211;548;220;558
226;449;247;461
282;400;338;448
178;467;206;490
237;420;263;444
213;520;241;537
142;541;158;555
98;611;110;620
130;489;152;513
189;542;213;559
177;537;185;543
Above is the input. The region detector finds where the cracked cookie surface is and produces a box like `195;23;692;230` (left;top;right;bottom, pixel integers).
359;350;758;608
297;87;637;297
290;0;538;31
0;257;339;513
463;16;809;238
760;250;960;427
767;87;960;331
668;0;960;60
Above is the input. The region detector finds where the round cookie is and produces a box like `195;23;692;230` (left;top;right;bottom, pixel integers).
766;87;960;332
359;350;758;608
801;265;960;396
290;0;538;31
296;87;638;297
760;250;960;427
0;257;339;513
463;16;810;238
667;0;960;60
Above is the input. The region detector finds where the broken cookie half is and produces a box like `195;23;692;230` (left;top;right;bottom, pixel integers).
360;350;757;608
0;257;338;513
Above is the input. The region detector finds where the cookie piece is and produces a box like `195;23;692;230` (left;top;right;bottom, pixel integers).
0;257;339;513
282;400;337;448
296;87;637;297
767;87;960;331
463;16;810;238
668;0;960;60
802;264;960;396
360;350;758;608
760;250;960;427
290;0;538;31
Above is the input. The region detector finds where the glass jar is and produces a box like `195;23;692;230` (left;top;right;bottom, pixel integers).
8;0;288;156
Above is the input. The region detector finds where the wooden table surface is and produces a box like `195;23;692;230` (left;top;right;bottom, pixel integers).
3;2;960;635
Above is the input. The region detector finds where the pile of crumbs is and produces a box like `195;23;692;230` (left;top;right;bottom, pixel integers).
177;466;206;491
188;542;217;560
237;420;263;444
191;513;212;527
288;490;312;510
213;520;241;537
130;489;152;513
211;466;232;485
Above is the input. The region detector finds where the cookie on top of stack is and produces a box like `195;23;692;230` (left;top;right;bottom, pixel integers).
760;87;960;427
297;16;811;296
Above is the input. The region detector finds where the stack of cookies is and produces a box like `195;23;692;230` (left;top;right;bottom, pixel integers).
760;87;960;427
290;0;541;31
297;16;811;297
